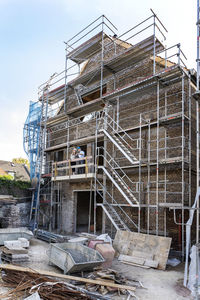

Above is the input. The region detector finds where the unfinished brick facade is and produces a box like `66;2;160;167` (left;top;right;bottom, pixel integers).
33;16;198;256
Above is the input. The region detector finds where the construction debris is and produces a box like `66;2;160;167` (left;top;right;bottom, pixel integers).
84;267;142;296
113;230;172;270
0;264;137;293
0;269;96;299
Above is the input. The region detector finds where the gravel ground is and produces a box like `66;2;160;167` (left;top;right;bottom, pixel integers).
0;238;194;299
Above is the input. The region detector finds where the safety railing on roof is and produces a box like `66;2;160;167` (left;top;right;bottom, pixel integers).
37;12;168;104
155;43;187;73
65;15;117;55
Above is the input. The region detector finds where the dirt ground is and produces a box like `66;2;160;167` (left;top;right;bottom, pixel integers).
0;238;194;300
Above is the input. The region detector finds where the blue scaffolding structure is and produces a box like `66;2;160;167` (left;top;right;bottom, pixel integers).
23;101;42;180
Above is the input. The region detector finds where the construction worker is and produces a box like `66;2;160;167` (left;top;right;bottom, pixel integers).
70;148;77;175
77;146;85;174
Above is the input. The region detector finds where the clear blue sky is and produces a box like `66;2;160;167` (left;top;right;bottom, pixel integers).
0;0;196;161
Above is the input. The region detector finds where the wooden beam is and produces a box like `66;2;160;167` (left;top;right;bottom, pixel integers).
0;264;136;292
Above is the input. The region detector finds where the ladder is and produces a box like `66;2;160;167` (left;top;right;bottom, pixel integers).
29;88;49;228
74;87;83;106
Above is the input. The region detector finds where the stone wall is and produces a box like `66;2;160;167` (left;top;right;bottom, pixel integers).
0;179;31;228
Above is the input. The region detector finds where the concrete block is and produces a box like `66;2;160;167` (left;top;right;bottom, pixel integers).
4;240;22;249
18;237;29;248
4;238;29;249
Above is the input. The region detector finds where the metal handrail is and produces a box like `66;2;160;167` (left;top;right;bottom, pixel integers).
102;111;139;152
52;156;93;177
97;146;138;196
155;43;187;69
95;177;138;229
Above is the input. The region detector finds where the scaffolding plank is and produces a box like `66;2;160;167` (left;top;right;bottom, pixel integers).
69;35;164;87
52;173;103;182
68;31;108;63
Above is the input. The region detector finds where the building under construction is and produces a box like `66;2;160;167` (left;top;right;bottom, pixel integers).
23;13;199;258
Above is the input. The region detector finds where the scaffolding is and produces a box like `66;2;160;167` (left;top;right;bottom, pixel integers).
23;101;42;180
25;11;197;259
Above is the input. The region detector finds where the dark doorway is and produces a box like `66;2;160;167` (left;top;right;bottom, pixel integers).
54;150;64;162
76;191;102;233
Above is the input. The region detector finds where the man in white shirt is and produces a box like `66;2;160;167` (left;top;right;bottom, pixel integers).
77;146;85;174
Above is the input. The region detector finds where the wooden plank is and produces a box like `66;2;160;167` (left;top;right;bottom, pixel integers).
118;254;158;269
113;230;172;270
118;254;145;265
129;250;153;260
0;264;136;292
120;261;150;269
144;259;158;268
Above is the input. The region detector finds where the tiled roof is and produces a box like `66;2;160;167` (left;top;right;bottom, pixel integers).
0;160;30;181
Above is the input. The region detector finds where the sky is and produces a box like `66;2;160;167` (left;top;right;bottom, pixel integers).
0;0;197;161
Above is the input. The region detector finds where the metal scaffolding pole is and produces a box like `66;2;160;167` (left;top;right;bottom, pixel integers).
188;75;192;208
164;90;167;237
102;106;108;233
181;75;185;259
153;14;156;75
138;114;142;232
197;0;200;91
147;119;151;234
94;115;98;235
35;88;49;230
100;15;104;98
156;81;160;235
196;0;200;247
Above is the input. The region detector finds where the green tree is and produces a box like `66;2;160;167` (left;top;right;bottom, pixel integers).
12;157;30;169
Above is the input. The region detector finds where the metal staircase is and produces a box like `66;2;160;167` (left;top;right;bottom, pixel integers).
94;108;141;231
100;129;138;164
97;147;139;206
95;178;138;231
98;110;139;164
